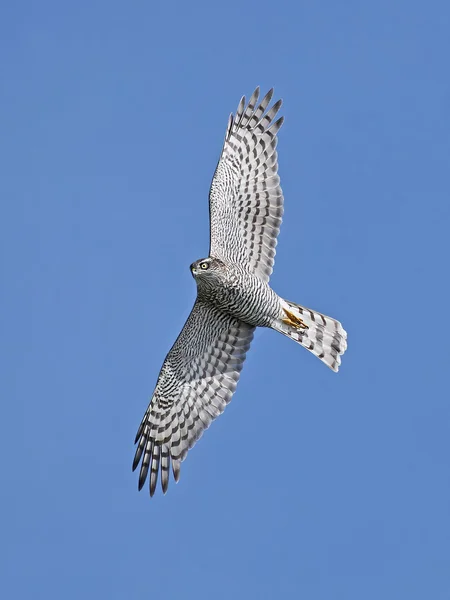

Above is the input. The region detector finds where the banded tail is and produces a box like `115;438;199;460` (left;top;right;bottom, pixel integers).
272;299;347;372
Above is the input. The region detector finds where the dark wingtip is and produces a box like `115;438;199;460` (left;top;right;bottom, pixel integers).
263;88;274;104
138;472;147;491
134;424;143;444
273;98;283;111
270;116;284;133
132;452;140;472
172;459;181;483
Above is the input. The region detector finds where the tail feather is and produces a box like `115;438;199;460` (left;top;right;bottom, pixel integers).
273;299;347;372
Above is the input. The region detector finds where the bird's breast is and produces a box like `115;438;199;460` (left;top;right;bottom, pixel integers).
208;272;280;328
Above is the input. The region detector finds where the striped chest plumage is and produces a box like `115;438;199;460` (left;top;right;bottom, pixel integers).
199;264;281;328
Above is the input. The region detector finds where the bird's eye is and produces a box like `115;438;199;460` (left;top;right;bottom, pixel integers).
200;262;209;270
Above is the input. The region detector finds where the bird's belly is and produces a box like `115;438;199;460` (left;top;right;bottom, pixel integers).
212;277;280;327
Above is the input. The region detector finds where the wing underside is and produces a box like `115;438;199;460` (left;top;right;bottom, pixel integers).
209;88;285;282
133;300;254;496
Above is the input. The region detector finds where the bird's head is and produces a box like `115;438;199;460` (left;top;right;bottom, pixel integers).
190;257;226;286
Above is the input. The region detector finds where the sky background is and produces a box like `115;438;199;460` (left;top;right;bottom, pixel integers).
1;1;450;598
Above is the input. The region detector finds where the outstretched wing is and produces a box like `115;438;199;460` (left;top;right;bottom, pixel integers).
209;87;284;283
133;300;254;496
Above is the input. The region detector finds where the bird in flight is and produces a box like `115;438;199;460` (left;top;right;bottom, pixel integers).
133;88;347;497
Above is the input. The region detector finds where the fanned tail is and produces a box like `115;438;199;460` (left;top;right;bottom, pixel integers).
272;299;347;372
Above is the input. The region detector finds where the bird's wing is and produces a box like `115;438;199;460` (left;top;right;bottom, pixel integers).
133;300;254;496
209;87;284;283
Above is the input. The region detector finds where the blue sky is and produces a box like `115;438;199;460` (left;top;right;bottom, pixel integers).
1;1;449;598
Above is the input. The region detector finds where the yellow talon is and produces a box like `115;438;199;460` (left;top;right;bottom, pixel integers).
282;308;309;330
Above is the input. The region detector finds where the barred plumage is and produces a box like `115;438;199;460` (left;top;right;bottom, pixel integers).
133;88;347;497
209;87;284;282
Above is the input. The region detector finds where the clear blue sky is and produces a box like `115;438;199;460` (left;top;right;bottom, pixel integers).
1;1;449;598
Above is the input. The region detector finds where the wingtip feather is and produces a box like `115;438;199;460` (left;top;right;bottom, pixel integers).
132;451;141;472
172;459;181;482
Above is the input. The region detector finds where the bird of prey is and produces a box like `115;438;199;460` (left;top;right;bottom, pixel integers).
133;88;347;497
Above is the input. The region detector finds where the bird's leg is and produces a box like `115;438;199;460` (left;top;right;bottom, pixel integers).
281;308;309;330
